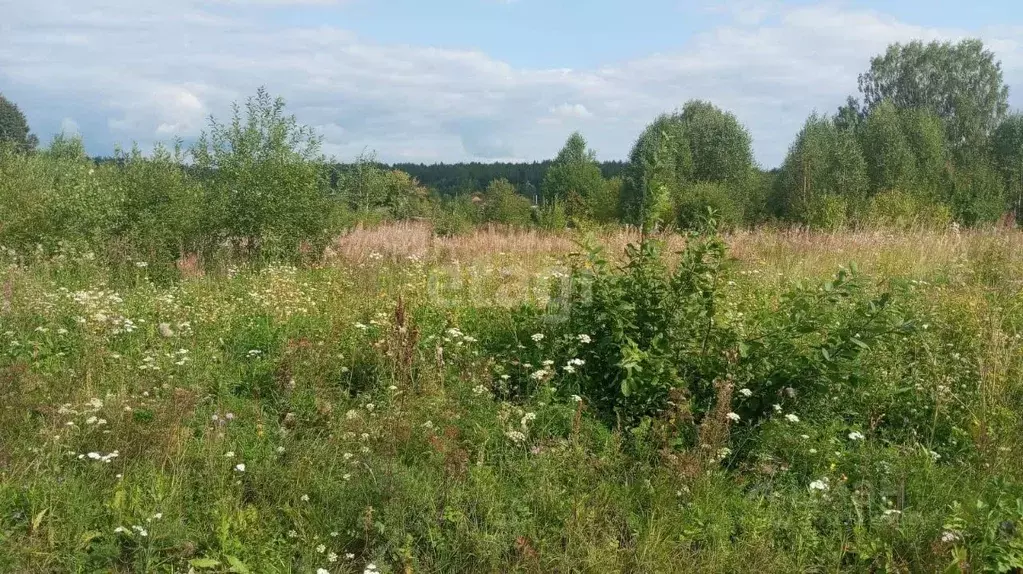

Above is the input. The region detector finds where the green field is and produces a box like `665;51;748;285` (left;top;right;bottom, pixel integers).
2;223;1023;573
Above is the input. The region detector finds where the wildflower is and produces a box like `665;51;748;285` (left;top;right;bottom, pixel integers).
277;446;286;453
225;412;235;420
738;388;753;397
317;569;330;574
114;526;127;534
809;478;829;491
158;323;174;338
472;384;488;395
563;365;576;373
343;452;354;461
941;531;960;543
530;369;549;381
316;543;325;553
365;563;378;573
929;450;941;461
345;553;355;560
86;416;97;425
568;358;585;366
809;448;818;454
331;531;339;537
542;359;554;367
345;409;359;420
328;551;338;562
726;412;741;422
224;451;235;458
365;403;375;412
848;431;865;441
505;430;527;444
530;333;544;342
577;334;591;344
784;414;800;423
354;322;368;330
772;404;782;413
301;494;310;502
234;463;246;472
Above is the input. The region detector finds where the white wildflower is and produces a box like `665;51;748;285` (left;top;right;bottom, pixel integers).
848;431;865;441
738;388;753;397
726;412;740;422
530;333;544;342
785;414;800;423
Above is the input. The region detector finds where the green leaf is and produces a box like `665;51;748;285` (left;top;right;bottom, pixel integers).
850;337;869;349
189;558;222;569
738;341;750;358
226;555;251;573
821;348;831;361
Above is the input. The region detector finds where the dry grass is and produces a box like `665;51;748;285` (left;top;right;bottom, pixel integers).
327;221;1023;282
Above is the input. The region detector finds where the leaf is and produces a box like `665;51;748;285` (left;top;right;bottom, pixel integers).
226;555;251;573
738;341;750;358
78;530;102;549
821;348;831;361
189;558;222;569
850;337;869;349
31;508;47;533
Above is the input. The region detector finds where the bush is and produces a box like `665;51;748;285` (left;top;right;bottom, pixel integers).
864;189;952;229
191;87;334;261
675;182;743;230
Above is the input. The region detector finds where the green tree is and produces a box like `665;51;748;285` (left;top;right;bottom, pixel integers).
619;114;691;228
773;113;868;224
541;132;605;218
992;114;1023;218
857;39;1009;155
0;94;38;152
483;178;533;226
859;100;918;194
679;100;755;185
191;87;331;260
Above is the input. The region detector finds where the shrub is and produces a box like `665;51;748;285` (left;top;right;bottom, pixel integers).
191;87;333;261
675;182;743;230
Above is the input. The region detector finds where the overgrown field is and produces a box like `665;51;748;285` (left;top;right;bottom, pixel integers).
1;223;1022;573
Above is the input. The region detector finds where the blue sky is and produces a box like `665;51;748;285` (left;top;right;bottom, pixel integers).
2;0;1021;167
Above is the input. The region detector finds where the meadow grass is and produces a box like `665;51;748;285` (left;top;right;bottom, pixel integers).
1;223;1022;573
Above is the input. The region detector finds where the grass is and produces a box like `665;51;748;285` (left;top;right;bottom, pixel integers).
1;223;1022;573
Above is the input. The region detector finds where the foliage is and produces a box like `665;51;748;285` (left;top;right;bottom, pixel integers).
992;114;1023;217
192;87;332;260
857;39;1009;155
773;114;868;223
540;132;606;219
483;178;533;226
0;93;38;152
675;183;743;230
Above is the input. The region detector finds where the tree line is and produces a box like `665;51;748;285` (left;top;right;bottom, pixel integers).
1;38;1023;267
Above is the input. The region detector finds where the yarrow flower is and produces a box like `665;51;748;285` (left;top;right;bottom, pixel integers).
577;334;592;344
726;412;741;422
234;463;246;472
848;431;865;441
785;414;800;423
738;388;753;397
941;531;961;543
530;333;544;342
809;478;830;491
505;430;527;444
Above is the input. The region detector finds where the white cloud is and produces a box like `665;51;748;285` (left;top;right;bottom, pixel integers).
549;103;593;119
0;0;1020;165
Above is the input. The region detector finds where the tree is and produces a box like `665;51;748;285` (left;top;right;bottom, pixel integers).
619;114;692;228
773;113;868;224
859;100;917;194
0;94;39;151
679;100;755;185
191;87;331;259
857;39;1009;155
992;114;1023;217
483;178;533;226
541;132;605;218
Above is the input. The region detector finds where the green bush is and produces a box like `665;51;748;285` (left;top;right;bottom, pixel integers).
864;189;953;229
191;87;334;261
675;182;743;230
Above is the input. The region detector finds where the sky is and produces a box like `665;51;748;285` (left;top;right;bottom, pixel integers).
1;1;1021;168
